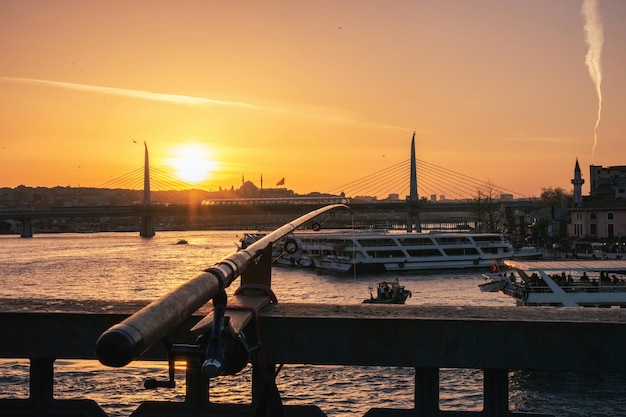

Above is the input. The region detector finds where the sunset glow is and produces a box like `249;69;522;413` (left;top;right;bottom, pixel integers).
2;1;626;197
165;143;218;184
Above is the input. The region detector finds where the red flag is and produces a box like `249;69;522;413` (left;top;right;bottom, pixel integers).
276;177;285;186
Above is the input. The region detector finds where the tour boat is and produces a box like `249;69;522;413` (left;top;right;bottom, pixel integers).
479;260;626;307
271;229;513;274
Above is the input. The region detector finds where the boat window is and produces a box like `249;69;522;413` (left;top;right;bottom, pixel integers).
406;249;444;257
366;250;405;258
399;237;435;246
318;238;353;246
357;239;398;247
481;247;506;255
443;248;480;256
435;237;471;245
471;235;502;242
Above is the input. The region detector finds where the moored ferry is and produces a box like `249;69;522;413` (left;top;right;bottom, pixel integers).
279;229;513;274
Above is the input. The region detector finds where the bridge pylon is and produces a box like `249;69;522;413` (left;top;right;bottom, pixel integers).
140;141;155;238
407;132;421;233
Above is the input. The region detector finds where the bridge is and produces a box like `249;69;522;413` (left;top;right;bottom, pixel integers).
1;207;625;417
1;137;536;237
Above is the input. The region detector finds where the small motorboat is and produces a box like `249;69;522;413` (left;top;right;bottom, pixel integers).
478;263;513;292
478;275;511;292
363;279;412;304
176;239;188;245
512;246;543;259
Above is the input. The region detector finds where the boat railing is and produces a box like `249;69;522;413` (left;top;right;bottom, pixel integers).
505;279;626;296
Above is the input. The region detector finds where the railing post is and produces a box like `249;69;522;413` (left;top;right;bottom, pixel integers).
414;367;439;416
483;369;509;416
0;358;107;417
30;358;54;408
185;358;210;410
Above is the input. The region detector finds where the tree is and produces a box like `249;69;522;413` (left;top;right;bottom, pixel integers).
470;181;508;233
537;187;573;209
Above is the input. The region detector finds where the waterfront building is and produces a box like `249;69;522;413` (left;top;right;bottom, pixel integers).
569;161;626;241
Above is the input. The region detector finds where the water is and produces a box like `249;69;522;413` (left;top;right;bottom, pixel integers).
1;230;625;416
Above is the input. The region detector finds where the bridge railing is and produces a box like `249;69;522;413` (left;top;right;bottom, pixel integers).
4;303;626;416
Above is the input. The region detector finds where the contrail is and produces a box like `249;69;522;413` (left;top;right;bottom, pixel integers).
582;0;604;162
0;76;260;109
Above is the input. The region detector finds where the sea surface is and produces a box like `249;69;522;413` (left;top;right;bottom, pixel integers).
1;230;625;416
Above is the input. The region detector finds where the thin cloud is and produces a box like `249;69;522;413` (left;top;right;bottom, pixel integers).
1;76;406;131
502;136;570;144
0;76;260;109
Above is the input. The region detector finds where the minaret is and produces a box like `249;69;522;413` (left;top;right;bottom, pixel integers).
571;158;585;207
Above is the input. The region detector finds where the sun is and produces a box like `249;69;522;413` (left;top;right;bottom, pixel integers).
166;143;218;184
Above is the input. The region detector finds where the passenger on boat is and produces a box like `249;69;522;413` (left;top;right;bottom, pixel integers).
379;283;387;299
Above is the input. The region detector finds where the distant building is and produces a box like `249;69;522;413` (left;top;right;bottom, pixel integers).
569;161;626;240
352;195;377;202
570;199;626;239
589;164;626;199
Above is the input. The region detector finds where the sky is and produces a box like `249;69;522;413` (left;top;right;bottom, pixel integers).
2;0;626;199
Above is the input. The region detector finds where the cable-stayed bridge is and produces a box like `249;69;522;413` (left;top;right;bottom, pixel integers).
97;159;528;202
327;158;529;201
97;166;206;193
2;141;535;237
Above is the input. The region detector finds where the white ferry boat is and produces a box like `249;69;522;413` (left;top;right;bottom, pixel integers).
480;260;626;307
280;229;513;274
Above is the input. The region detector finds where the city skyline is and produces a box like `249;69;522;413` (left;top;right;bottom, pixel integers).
2;1;626;197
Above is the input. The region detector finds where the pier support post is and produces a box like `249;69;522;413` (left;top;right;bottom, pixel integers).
20;218;33;238
406;199;421;233
140;215;155;238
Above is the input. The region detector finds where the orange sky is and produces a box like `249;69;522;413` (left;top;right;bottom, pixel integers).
2;0;626;198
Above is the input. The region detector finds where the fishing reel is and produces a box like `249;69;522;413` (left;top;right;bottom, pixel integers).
199;317;251;378
144;290;252;389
